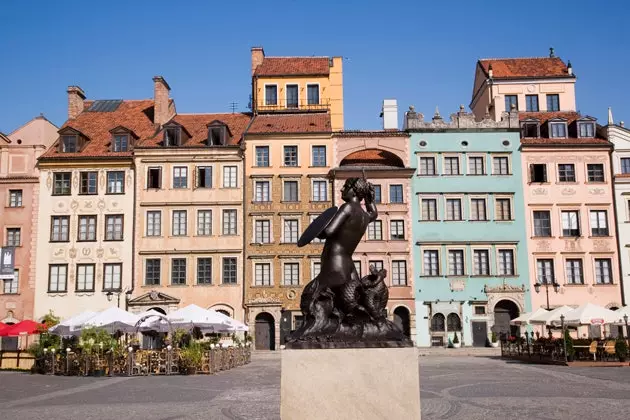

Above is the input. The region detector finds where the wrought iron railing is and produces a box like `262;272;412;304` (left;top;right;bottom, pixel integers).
256;99;330;112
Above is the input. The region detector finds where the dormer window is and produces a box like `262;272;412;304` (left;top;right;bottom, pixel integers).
549;122;567;138
61;135;77;152
578;122;595;138
113;134;129;152
521;122;540;138
164;126;181;147
206;121;230;146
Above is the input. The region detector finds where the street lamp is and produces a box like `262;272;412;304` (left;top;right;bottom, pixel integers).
533;278;560;310
106;289;133;310
560;314;567;364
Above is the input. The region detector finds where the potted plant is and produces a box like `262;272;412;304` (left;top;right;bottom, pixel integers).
452;332;461;348
490;331;499;348
615;338;628;363
180;341;203;375
564;329;575;362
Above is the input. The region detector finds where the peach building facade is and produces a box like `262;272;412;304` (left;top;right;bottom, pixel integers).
0;116;58;323
331;130;416;341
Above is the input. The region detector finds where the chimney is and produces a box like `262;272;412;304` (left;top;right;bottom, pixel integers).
488;63;493;78
567;60;573;76
251;46;265;76
153;76;171;126
381;99;398;130
67;86;86;119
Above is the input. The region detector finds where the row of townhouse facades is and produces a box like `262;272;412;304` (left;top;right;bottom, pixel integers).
1;47;629;349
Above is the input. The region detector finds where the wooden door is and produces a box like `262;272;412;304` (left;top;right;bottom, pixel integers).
472;321;487;347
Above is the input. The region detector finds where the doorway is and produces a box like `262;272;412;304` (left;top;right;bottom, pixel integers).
494;300;519;338
393;306;411;338
472;321;488;347
255;312;275;350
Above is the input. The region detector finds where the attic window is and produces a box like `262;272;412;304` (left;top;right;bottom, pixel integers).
164;127;181;147
113;134;129;152
208;125;227;146
550;122;567;138
521;122;539;138
61;135;78;152
578;122;595;138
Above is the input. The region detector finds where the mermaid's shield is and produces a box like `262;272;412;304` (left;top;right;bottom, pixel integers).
297;206;338;247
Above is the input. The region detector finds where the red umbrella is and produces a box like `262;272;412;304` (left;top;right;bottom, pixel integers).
0;322;9;335
0;320;45;336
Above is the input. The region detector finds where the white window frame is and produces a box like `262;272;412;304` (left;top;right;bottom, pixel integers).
422;248;440;276
418;155;437;176
306;82;320;105
469;196;487;221
420;195;439;221
171;210;187;236
283;145;299;167
472;248;491;276
447;248;466;276
444;196;463;221
468;155;485;175
253;217;272;244
492;155;510;175
282;260;301;286
222;165;238;188
285;83;300;108
367;220;383;241
282;217;300;244
494;195;513;221
312;178;328;202
222;209;237;236
442;154;461;176
498;248;516;276
197;209;212;236
282;179;300;202
146;210;162;237
253;260;273;286
104;263;122;291
263;83;278;106
173;166;188;189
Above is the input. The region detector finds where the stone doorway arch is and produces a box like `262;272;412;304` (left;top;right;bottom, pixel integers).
393;306;411;338
254;312;275;350
494;299;520;338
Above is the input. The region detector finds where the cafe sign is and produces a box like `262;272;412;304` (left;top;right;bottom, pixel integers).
590;318;605;325
0;247;15;279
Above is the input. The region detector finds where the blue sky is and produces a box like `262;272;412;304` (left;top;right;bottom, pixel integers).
1;0;628;133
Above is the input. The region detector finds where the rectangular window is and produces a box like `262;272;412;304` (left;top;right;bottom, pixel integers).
423;250;439;276
312;261;322;277
223;210;237;235
255;146;269;167
286;84;299;108
255;219;271;244
78;215;97;241
284;219;299;243
164;127;180;146
369;260;384;272
587;164;605;182
595;259;612;284
390;185;403;203
530;164;547;183
197;258;212;284
546;94;560;111
443;157;460;175
222;257;237;284
106;171;125;194
255;263;272;286
254;180;270;202
105;215;124;240
469;157;485;175
445;198;462;221
565;259;583;284
533;211;552;237
474;306;486;315
313;180;328;201
421;198;438;221
498;250;515;276
391;261;407;286
171;259;187;285
522;122;539;138
505;95;518;111
495;198;512;221
307;84;319;105
493;157;509;175
590;210;609;236
367;220;382;240
526;94;539;112
146;211;161;236
561;210;580;237
172;210;187;236
173;167;188;188
448;250;464;276
621;158;630;174
48;264;68;292
390;220;405;240
79;172;97;195
6;228;20;246
8;190;23;207
197;210;212;236
50;216;70;242
223;166;237;188
354;261;362;278
113;134;128;152
283;263;300;285
3;269;18;294
373;185;382;203
473;250;490;275
147;167;162;189
312;146;326;167
53;172;72;195
419;157;436;175
265;85;277;106
558;164;576;182
284;145;298;167
145;259;161;286
550;122;567;138
76;264;95;292
196;166;213;188
283;180;298;202
104;263;122;291
470;198;487;221
578;122;595;138
61;135;77;152
536;259;554;284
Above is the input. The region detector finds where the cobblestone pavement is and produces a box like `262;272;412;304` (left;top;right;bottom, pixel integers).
1;352;630;419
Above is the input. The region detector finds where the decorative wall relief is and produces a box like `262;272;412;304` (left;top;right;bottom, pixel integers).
449;279;465;292
84;201;93;209
69;248;77;259
53;248;65;259
108;248;119;259
593;239;611;252
564;240;580;252
81;248;91;257
96;247;105;258
531;188;548;196
72;171;79;189
46;172;53;190
70;200;79;211
536;240;551;252
286;289;297;300
561;187;576;196
99;170;106;189
126;172;132;188
589;188;605;196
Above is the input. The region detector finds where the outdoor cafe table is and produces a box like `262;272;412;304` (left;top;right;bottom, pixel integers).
573;345;596;360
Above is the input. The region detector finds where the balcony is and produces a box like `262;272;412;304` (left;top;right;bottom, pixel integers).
256;99;330;113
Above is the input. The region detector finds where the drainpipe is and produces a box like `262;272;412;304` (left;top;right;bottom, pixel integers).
609;143;626;306
129;160;136;303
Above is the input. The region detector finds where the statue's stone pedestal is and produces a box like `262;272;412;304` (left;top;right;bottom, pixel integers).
281;347;421;420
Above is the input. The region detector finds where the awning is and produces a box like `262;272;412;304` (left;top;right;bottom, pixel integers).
0;320;45;336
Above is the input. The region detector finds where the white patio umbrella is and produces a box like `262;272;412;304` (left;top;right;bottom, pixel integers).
554;303;619;327
137;309;170;332
510;307;550;326
613;306;630;325
166;304;229;331
49;310;97;336
530;305;574;326
82;307;140;333
209;309;249;332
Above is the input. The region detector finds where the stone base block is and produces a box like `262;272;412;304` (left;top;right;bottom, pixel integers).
281;347;421;420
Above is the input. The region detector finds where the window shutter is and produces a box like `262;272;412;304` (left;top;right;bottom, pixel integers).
529;164;535;182
193;166;197;189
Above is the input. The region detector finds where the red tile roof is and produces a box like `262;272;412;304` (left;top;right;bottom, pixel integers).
247;114;331;134
334;131;408;138
40;100;156;160
519;111;582;124
340;148;405;168
519;111;610;147
254;57;330;77
479;57;571;79
138;113;252;147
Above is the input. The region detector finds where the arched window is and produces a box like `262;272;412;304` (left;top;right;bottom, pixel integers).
431;313;445;331
447;313;462;331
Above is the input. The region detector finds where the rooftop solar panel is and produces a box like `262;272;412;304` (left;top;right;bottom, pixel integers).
86;100;123;112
